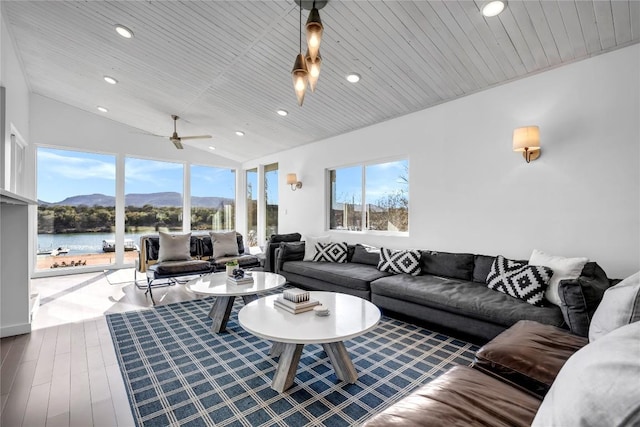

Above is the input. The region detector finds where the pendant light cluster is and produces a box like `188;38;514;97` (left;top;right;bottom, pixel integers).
292;0;326;106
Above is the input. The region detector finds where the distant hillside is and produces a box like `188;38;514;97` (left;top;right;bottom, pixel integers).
42;192;233;208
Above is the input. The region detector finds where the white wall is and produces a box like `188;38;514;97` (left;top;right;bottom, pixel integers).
244;45;640;279
1;10;32;197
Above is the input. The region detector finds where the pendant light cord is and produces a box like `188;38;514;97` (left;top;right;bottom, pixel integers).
299;3;302;53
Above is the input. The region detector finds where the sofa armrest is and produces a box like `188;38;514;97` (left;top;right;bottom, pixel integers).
274;241;305;274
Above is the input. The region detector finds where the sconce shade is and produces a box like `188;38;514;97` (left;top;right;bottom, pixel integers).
306;7;323;61
306;50;322;92
286;173;298;185
292;53;309;106
287;173;302;190
513;126;540;152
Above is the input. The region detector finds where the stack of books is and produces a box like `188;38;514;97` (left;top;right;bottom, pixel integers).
226;275;254;285
273;288;319;314
283;288;310;303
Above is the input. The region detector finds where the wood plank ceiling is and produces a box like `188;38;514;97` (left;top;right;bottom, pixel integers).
2;1;638;162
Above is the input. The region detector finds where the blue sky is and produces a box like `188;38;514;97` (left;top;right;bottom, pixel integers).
37;148;236;202
37;147;396;205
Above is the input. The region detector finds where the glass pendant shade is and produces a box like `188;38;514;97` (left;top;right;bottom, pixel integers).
306;7;323;61
292;53;309;106
306;50;322;92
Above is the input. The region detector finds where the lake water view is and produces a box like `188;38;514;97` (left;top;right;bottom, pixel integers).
37;232;146;255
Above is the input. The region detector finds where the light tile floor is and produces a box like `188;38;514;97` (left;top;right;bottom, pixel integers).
1;269;200;427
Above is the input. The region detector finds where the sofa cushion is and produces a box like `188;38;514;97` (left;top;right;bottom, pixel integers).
210;231;240;258
269;232;302;243
473;254;496;283
532;321;640;427
303;235;330;261
370;274;564;328
363;366;540;427
210;254;260;271
157;232;192;263
589;271;640;342
200;233;246;257
474;320;588;398
557;262;613;337
264;233;302;272
148;259;210;277
312;242;348;263
486;255;553;307
283;261;391;292
421;250;475;281
529;249;589;306
351;244;380;266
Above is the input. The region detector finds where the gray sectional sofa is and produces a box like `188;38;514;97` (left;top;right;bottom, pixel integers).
274;242;613;341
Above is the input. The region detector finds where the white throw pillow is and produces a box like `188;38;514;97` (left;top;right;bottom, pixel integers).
532;321;640;427
589;271;640;342
157;232;192;263
303;235;330;261
529;249;588;306
210;231;239;259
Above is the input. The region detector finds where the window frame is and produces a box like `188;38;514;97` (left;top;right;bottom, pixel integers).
326;156;409;236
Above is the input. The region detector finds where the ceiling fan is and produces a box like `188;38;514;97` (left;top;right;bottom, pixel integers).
164;115;212;149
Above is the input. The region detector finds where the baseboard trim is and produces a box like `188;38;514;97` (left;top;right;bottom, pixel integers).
1;322;31;338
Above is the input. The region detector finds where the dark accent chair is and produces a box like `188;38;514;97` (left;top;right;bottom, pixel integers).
263;232;302;273
137;232;260;303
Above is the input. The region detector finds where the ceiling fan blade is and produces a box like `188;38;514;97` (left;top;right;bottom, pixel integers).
171;139;184;149
180;135;212;141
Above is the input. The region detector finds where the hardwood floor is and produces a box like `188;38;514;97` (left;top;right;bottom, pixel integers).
1;269;200;427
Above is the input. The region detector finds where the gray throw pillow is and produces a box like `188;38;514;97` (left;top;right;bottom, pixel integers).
352;244;381;266
532;321;640;427
557;262;612;337
589;271;640;342
157;232;192;263
210;231;240;259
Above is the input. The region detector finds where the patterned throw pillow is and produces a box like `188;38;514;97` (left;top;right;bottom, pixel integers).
486;255;554;307
312;242;348;263
377;248;421;276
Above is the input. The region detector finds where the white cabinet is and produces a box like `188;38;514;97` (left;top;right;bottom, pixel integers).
1;189;36;337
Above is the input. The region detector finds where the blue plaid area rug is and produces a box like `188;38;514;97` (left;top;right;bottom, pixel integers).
107;297;479;427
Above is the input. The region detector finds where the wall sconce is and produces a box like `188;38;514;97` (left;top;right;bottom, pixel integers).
513;126;541;163
286;173;303;191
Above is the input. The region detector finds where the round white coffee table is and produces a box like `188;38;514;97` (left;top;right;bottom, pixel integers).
238;291;381;392
186;271;286;333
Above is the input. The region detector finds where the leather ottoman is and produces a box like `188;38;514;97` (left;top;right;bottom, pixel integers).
363;366;540;427
473;320;588;398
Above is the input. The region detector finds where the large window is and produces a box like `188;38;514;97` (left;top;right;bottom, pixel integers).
124;157;184;242
264;163;278;239
329;159;408;232
37;147;116;270
246;168;258;247
191;165;235;231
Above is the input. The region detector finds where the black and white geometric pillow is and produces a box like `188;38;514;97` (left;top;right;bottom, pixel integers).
377;248;422;276
312;242;348;263
486;255;554;307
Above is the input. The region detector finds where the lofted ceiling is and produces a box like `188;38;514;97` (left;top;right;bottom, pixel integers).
2;1;638;162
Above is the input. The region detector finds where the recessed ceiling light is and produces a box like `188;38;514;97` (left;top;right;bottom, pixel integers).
208;146;216;150
277;109;288;116
115;25;134;39
482;1;506;17
346;73;361;83
103;76;118;84
97;106;108;113
235;131;245;136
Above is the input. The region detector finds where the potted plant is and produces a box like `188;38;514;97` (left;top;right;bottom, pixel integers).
225;260;239;276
